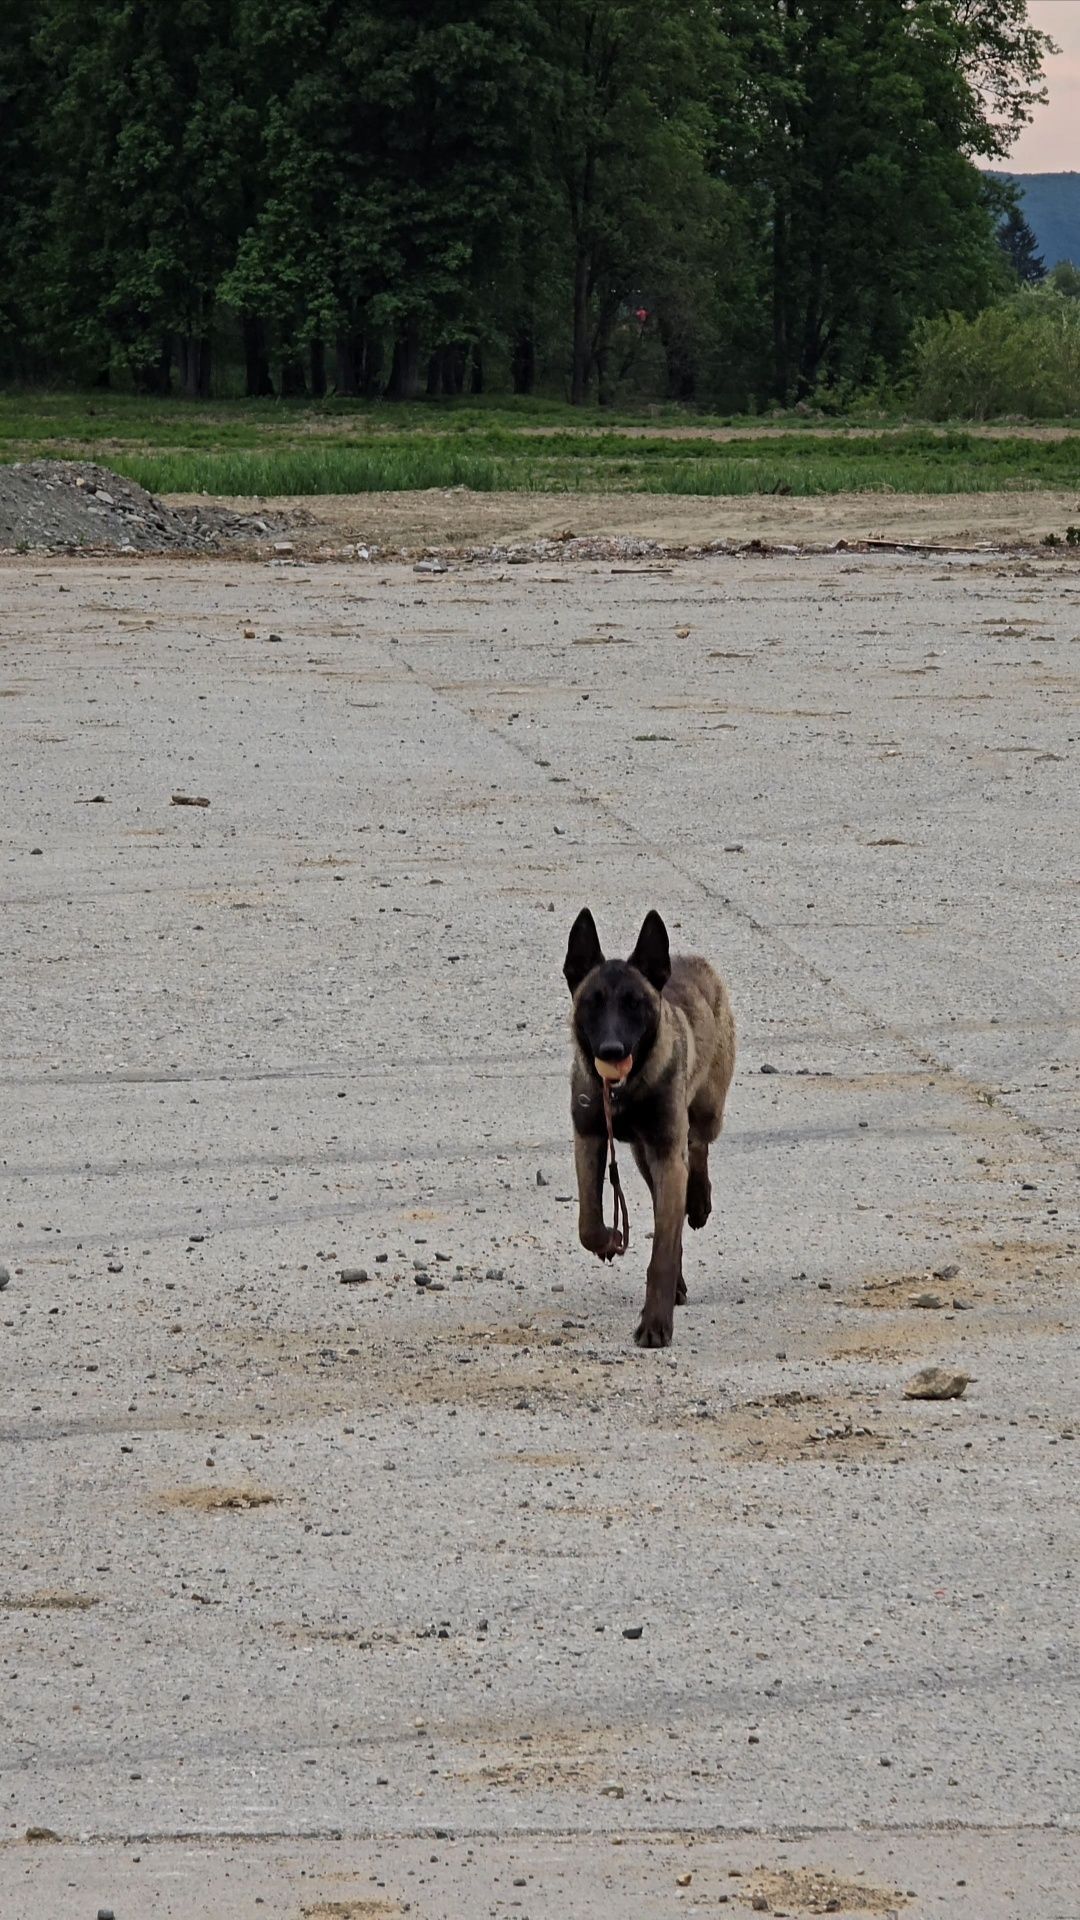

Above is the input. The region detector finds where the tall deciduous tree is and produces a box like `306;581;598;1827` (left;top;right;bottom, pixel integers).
722;0;1054;402
34;0;254;392
537;0;724;404
227;0;543;399
0;3;52;380
1;0;1059;407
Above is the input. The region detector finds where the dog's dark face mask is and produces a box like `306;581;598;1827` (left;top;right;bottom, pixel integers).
563;908;670;1078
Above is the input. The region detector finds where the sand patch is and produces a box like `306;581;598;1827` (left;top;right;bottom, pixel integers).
685;1391;892;1464
827;1317;976;1365
301;1903;404;1920
740;1864;907;1913
156;1485;279;1512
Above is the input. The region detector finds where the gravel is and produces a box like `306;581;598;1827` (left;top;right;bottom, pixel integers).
0;461;284;554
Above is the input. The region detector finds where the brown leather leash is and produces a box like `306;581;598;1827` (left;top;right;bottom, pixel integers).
601;1078;630;1255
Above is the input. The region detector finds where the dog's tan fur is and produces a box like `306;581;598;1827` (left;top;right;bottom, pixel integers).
564;910;735;1348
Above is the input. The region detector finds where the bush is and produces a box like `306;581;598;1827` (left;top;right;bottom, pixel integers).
909;291;1080;419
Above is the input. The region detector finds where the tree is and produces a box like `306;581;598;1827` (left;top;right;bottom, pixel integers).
34;0;255;392
1049;260;1080;299
0;3;53;380
721;0;1056;403
535;0;727;405
0;0;1059;407
225;0;544;400
998;204;1045;284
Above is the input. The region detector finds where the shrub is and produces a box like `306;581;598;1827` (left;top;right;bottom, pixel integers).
909;291;1080;419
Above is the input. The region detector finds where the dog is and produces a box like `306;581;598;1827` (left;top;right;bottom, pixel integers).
563;908;735;1349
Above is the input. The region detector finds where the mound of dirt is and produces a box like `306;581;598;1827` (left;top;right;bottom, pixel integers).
0;460;282;554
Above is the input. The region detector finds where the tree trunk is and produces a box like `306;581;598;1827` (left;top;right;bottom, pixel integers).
134;337;172;396
388;319;422;399
426;349;444;396
469;345;483;395
335;333;359;395
593;299;619;408
310;337;327;399
570;245;591;405
772;201;791;404
336;332;384;398
361;334;384;397
243;314;274;397
177;333;211;398
796;250;825;397
279;356;307;398
659;315;695;401
195;336;212;399
511;326;535;394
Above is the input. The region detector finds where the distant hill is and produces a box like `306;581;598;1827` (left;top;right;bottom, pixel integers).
993;172;1080;270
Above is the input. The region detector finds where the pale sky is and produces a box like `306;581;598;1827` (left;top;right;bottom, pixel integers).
1006;1;1080;171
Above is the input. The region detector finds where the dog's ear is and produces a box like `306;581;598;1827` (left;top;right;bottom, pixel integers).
564;908;604;994
628;909;671;992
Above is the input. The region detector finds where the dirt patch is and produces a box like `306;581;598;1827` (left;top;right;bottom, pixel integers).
458;1753;605;1790
0;460;283;553
450;1319;574;1350
454;1722;632;1791
740;1865;908;1913
498;1450;589;1469
827;1317;977;1365
0;1590;98;1611
856;1271;992;1311
966;1236;1075;1281
301;1903;404;1920
856;1236;1074;1314
156;1485;279;1512
203;1317;615;1413
161;484;1080;556
689;1391;893;1464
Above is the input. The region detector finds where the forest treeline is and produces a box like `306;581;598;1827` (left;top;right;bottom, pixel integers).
0;1;1052;407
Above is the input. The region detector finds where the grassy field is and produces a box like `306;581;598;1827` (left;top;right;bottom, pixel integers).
1;391;1078;497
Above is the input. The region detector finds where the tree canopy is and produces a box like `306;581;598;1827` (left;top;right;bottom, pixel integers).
0;0;1055;406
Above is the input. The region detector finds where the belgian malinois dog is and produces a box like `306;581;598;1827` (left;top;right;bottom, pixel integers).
563;909;735;1349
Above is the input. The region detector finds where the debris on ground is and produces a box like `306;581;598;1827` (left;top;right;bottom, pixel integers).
0;460;285;554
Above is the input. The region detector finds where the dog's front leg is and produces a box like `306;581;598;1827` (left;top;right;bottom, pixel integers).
574;1131;624;1261
634;1144;688;1348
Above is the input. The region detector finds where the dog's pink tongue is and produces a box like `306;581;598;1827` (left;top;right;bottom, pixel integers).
595;1054;633;1084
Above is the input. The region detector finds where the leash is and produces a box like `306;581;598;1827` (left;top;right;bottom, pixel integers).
601;1078;630;1255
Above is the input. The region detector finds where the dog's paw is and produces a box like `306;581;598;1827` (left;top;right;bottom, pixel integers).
581;1226;626;1262
686;1180;712;1230
634;1308;673;1349
675;1273;687;1306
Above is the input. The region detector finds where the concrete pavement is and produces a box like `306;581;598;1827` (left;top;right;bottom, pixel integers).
1;550;1076;1915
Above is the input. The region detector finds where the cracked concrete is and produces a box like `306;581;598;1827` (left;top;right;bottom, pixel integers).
1;549;1077;1917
